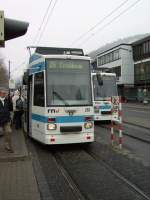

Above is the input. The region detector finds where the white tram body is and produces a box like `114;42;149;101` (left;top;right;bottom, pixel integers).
23;47;94;144
91;72;118;121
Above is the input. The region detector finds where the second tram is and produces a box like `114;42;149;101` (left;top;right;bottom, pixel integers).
91;71;118;122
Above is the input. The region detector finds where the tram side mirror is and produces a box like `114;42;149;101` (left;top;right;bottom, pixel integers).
96;74;103;85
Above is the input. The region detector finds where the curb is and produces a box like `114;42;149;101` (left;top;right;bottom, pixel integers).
123;132;150;144
0;154;31;162
123;120;150;130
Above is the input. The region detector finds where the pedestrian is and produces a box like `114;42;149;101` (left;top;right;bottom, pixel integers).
0;86;14;153
6;92;13;125
12;90;24;129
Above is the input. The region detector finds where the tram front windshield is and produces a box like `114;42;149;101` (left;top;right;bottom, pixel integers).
93;75;118;101
46;59;92;106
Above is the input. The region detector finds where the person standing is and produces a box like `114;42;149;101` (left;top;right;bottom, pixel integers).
12;90;24;129
6;92;13;125
0;87;14;153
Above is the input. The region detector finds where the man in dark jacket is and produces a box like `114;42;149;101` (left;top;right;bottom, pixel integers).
0;87;14;152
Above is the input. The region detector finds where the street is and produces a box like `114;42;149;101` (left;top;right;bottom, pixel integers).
123;103;150;129
25;103;150;200
1;103;150;200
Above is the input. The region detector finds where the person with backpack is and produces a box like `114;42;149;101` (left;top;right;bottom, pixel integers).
12;90;24;130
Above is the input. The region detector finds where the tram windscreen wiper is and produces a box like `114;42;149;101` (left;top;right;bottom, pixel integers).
53;91;69;106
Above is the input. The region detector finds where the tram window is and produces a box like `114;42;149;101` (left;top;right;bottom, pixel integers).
34;72;45;106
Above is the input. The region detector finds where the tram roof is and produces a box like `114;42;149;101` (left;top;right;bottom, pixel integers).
27;46;84;56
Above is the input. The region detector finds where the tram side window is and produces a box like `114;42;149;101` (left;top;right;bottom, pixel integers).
34;72;45;106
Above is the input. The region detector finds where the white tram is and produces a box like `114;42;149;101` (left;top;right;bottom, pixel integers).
23;47;94;144
91;71;118;121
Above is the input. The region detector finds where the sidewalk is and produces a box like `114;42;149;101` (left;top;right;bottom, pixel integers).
0;128;40;200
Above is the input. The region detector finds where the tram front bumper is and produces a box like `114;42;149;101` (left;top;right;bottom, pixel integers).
44;132;94;145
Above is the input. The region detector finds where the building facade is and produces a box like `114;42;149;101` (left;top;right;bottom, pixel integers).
96;44;134;98
133;36;150;101
90;34;150;101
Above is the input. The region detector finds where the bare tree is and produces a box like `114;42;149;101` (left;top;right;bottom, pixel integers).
0;57;9;87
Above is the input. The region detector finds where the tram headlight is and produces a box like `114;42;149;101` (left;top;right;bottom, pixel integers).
84;122;93;129
47;123;57;130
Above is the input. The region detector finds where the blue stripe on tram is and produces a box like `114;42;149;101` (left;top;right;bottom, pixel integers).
32;113;92;123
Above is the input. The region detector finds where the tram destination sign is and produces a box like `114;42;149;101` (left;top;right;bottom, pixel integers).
48;60;86;70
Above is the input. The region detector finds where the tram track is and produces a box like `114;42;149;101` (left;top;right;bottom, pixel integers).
84;145;150;200
98;122;150;144
29;140;88;200
27;135;150;200
123;125;150;145
53;143;150;200
52;151;88;200
47;145;149;200
123;121;150;132
53;147;145;200
29;141;144;199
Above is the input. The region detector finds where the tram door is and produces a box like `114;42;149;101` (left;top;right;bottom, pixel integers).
28;75;33;136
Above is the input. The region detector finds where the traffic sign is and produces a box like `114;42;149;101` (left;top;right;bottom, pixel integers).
111;96;120;121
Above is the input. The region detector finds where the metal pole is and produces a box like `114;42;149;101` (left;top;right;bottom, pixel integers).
111;97;114;146
118;96;123;149
111;121;115;145
144;69;146;96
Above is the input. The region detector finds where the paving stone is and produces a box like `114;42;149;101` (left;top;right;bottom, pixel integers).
0;128;41;200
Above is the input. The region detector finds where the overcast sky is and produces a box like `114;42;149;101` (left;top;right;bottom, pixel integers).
0;0;150;79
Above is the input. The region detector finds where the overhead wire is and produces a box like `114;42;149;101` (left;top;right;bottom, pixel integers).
14;0;56;75
78;0;142;47
33;0;54;45
70;0;130;47
11;0;142;79
9;0;59;80
36;0;59;45
11;1;54;77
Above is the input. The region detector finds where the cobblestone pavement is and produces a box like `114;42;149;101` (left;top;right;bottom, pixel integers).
0;160;40;200
94;126;150;198
88;141;150;198
27;135;149;200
